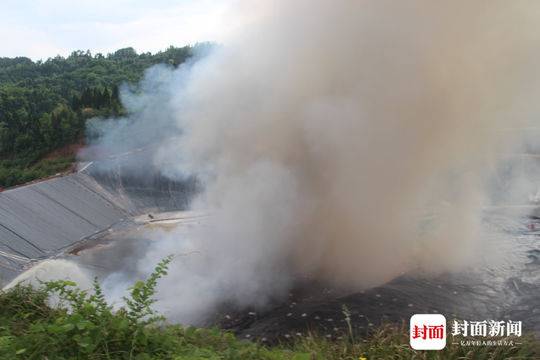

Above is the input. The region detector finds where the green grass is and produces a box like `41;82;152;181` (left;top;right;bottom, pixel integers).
0;155;74;188
0;258;537;359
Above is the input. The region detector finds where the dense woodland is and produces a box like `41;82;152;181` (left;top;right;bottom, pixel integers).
0;46;192;188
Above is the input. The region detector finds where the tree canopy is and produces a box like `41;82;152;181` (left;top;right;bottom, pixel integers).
0;46;193;188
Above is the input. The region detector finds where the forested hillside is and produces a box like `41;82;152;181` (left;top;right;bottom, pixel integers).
0;46;192;188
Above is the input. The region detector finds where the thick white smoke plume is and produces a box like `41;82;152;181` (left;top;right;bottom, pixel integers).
82;1;540;323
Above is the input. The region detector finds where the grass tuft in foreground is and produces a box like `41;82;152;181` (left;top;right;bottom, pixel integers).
0;257;537;359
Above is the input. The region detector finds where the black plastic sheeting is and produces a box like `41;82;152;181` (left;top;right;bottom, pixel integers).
81;154;199;216
0;156;197;285
0;173;129;283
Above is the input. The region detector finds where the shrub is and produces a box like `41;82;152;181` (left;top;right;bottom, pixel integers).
0;257;537;359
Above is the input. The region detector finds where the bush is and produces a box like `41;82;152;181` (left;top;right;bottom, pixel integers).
0;258;537;359
0;155;74;188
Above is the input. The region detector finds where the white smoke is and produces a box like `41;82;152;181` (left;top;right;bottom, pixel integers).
14;1;540;325
4;259;92;291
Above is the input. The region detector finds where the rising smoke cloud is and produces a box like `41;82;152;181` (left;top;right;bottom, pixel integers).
79;1;540;323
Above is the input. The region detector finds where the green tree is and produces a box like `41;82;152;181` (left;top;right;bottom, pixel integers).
0;45;196;187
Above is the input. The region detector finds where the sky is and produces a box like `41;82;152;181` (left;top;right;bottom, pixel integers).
0;0;240;60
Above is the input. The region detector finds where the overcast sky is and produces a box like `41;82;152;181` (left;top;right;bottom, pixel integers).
0;0;240;60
